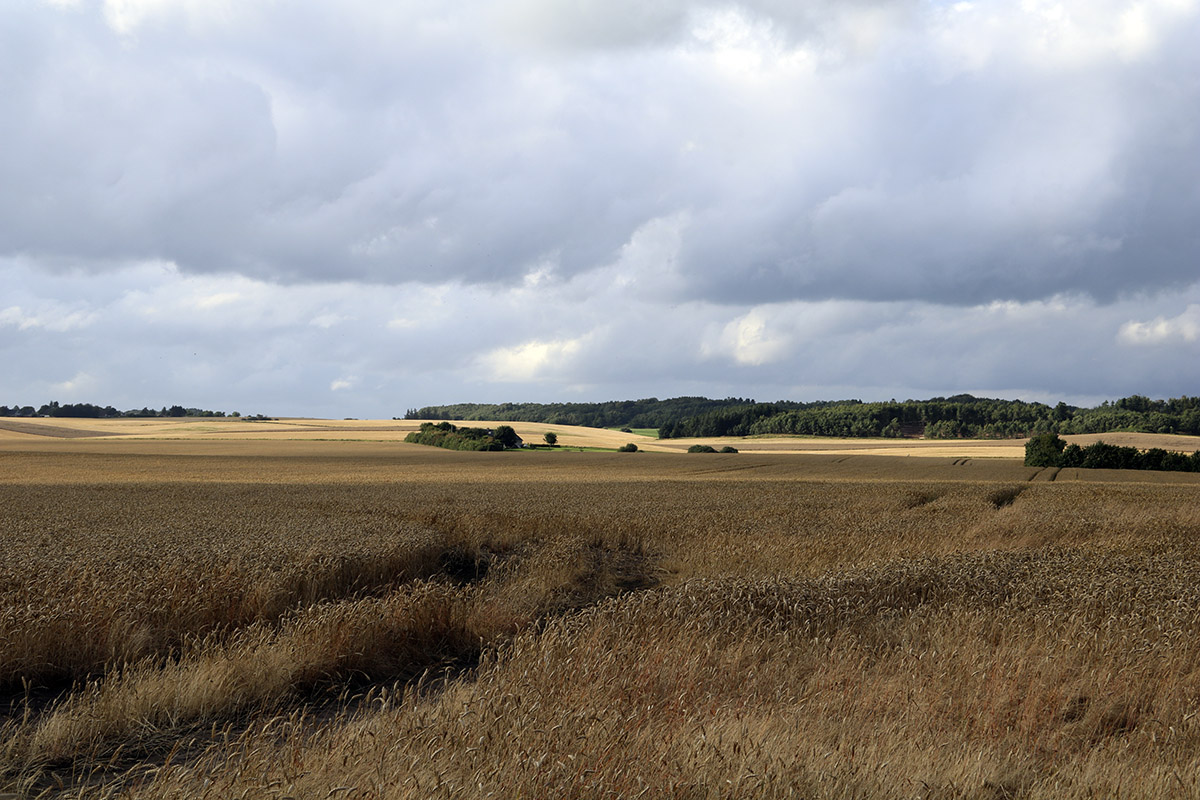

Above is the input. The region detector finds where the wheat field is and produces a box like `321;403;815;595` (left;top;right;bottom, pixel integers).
8;416;1196;458
2;428;1200;798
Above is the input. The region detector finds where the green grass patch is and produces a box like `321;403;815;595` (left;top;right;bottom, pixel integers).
607;428;659;438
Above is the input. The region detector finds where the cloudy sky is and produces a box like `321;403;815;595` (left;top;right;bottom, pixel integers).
3;0;1199;418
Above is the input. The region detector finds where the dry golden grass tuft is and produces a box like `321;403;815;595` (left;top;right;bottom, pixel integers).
2;441;1200;797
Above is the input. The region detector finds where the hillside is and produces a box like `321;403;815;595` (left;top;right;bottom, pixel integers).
410;394;1200;441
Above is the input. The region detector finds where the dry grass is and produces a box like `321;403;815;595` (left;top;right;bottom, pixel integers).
165;553;1200;800
2;439;1200;798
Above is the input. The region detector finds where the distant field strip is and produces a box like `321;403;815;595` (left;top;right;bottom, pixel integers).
0;420;120;438
1;417;1197;458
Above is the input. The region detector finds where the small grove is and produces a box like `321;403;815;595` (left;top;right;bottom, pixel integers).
1025;433;1200;472
404;421;523;451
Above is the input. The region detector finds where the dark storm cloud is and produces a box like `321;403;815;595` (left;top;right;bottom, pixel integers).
3;0;1199;307
3;1;678;284
679;17;1200;305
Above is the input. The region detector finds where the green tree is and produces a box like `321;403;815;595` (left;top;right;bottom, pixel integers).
492;425;522;449
543;432;558;446
1025;434;1066;467
1060;443;1084;467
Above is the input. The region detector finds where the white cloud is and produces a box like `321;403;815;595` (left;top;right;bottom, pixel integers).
102;0;236;35
386;317;418;330
1118;305;1200;345
481;337;584;382
195;292;242;309
51;371;98;397
330;377;355;392
932;0;1199;71
0;304;96;332
703;309;792;366
310;312;348;329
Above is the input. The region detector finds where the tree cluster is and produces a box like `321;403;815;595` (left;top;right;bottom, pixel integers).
404;422;523;451
1025;434;1200;472
660;395;1200;440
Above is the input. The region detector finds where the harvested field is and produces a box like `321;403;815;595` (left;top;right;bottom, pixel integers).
0;418;643;450
2;431;1200;798
1059;431;1200;451
3;417;1196;458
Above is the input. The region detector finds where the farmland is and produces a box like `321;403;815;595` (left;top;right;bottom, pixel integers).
2;420;1200;797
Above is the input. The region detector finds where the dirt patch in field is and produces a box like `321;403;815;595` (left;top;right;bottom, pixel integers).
0;420;121;439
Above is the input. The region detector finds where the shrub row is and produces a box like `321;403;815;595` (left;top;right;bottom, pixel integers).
1025;434;1200;472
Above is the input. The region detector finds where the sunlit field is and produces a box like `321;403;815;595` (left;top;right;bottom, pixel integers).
6;416;1198;458
2;423;1200;798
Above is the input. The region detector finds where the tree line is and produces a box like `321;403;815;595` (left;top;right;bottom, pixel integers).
403;397;771;429
660;394;1200;439
403;397;863;431
406;394;1200;441
1;402;238;418
1025;434;1200;472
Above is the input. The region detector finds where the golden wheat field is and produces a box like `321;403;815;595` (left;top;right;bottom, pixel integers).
2;422;1200;798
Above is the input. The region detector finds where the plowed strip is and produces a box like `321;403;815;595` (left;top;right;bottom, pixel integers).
0;420;120;438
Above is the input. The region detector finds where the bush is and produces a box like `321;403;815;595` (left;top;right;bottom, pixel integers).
687;444;717;453
1060;443;1084;467
617;443;639;452
1024;434;1066;467
719;446;738;453
493;425;523;449
1081;441;1133;470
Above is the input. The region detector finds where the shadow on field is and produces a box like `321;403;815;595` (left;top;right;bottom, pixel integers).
0;527;662;798
988;485;1026;509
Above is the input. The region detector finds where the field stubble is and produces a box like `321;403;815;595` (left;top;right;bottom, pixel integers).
1;446;1200;798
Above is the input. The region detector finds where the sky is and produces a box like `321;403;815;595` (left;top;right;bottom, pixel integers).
2;0;1199;418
